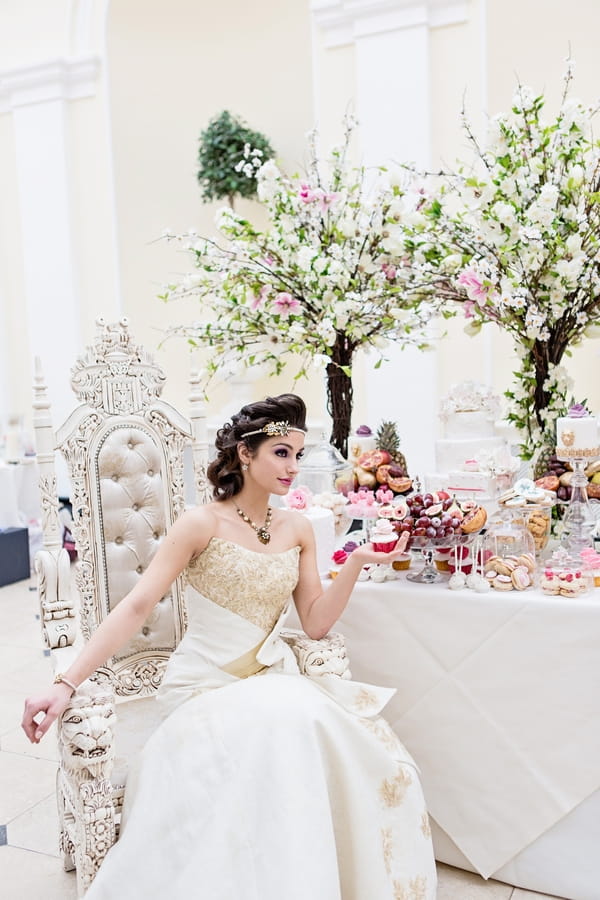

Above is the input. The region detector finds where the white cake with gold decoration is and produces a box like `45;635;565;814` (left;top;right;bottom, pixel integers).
555;405;600;459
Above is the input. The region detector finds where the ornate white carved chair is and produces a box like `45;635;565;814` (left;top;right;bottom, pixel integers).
32;317;351;896
32;318;213;894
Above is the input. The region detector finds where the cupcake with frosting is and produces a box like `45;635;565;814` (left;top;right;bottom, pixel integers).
371;518;398;553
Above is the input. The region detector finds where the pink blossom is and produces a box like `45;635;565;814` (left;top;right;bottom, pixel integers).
457;268;498;308
463;300;475;319
284;486;313;510
251;284;270;310
298;183;338;212
272;292;301;316
299;183;317;203
381;263;397;281
315;190;338;212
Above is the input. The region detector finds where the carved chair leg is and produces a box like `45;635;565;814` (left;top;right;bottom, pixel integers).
56;772;76;872
74;778;117;896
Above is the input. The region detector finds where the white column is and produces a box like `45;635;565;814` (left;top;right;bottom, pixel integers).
312;0;468;477
1;59;99;426
0;58;99;493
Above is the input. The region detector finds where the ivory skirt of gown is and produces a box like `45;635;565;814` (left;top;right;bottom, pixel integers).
85;537;437;899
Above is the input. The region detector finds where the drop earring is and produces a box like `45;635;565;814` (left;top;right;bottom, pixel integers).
241;464;249;472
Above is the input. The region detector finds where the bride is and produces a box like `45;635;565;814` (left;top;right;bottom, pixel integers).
22;393;436;899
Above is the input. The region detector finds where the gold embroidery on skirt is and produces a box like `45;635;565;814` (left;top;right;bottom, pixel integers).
393;875;427;900
360;716;403;753
420;811;431;838
381;826;394;876
379;765;413;807
353;687;379;710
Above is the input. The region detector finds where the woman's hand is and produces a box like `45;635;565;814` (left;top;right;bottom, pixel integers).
351;530;410;565
21;683;74;744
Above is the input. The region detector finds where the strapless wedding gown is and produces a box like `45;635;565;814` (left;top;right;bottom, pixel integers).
85;537;436;899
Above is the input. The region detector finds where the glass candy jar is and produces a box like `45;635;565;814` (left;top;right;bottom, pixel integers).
480;509;537;592
538;548;592;598
510;503;553;556
298;437;354;497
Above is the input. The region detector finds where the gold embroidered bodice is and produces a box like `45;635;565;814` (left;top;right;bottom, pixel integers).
185;537;301;633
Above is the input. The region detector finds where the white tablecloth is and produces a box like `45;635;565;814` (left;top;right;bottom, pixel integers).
309;575;600;900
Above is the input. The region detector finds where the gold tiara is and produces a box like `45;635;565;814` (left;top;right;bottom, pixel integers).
242;420;306;438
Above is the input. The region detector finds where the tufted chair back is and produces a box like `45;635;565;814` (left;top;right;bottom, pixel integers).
34;317;212;699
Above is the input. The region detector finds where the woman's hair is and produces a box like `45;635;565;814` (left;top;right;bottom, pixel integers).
207;393;307;500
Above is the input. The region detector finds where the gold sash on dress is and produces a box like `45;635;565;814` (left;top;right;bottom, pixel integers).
220;640;267;679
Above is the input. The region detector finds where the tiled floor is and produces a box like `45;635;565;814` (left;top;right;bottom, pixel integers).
0;575;566;899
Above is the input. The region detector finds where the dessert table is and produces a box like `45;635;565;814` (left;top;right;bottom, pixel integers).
299;573;600;900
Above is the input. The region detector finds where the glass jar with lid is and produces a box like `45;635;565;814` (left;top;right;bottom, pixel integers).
297;437;354;497
538;547;593;597
480;508;537;591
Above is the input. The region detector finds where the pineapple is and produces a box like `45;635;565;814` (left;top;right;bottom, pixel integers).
533;439;556;481
376;420;408;475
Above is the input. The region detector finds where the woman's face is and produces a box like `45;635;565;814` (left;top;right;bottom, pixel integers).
241;432;305;495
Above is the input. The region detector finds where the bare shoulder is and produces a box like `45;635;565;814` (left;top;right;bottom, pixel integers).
277;509;315;548
169;504;220;554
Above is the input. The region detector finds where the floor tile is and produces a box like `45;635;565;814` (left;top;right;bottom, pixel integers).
0;751;58;821
0;720;59;762
437;863;513;899
0;690;27;737
7;792;61;857
0;845;77;900
3;646;53;694
0;614;45;650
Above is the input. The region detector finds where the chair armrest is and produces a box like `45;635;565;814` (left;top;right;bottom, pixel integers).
280;629;352;679
58;682;117;781
36;547;77;649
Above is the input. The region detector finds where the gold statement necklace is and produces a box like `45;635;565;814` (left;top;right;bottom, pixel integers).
235;504;273;545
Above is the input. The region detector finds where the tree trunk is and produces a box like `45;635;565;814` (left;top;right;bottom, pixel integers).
531;333;568;435
325;333;355;458
531;340;551;434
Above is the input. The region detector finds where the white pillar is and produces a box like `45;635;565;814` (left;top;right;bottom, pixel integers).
0;58;99;493
1;59;99;426
311;0;468;477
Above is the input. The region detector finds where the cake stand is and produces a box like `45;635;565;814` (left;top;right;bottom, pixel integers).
406;533;474;584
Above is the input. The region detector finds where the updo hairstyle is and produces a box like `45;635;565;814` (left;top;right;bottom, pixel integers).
207;393;307;501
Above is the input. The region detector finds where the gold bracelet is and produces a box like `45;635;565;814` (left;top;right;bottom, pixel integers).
54;673;77;694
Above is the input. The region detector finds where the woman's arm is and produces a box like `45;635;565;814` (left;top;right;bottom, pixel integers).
22;507;213;743
292;521;410;640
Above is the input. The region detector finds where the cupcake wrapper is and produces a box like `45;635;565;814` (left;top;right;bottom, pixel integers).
373;539;398;553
